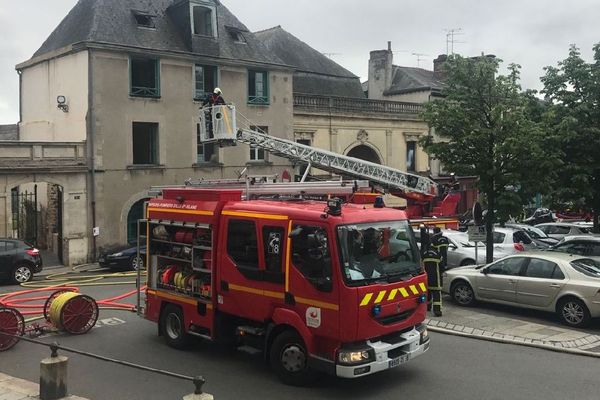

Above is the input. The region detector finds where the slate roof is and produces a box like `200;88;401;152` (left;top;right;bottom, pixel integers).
385;65;444;95
254;26;365;98
30;0;285;67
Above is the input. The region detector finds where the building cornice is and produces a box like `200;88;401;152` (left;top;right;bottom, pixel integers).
17;41;295;72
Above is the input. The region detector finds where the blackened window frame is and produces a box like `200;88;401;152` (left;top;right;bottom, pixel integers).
130;57;160;98
132;122;159;165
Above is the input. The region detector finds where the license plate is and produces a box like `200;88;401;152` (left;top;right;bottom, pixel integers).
388;353;409;368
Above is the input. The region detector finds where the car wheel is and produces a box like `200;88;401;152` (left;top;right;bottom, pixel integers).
160;304;190;349
269;330;315;386
129;255;145;271
451;280;475;306
557;297;590;328
12;265;33;284
460;259;475;267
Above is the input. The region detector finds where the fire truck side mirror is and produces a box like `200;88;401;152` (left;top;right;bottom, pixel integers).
308;276;333;292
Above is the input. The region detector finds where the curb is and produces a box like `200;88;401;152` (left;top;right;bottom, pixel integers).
427;325;600;359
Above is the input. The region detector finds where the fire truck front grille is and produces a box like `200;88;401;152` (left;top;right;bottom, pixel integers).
376;309;414;326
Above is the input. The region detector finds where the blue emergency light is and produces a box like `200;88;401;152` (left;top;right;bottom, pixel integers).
372;304;382;316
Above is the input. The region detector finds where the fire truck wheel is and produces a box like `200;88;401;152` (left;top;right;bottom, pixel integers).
160;304;190;349
269;330;315;386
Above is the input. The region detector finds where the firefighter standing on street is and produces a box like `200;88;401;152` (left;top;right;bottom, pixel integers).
421;226;443;317
431;227;449;273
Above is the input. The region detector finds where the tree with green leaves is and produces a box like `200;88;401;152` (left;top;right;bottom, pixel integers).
541;44;600;233
421;55;557;262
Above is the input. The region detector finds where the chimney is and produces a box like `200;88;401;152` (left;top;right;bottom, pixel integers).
368;42;393;100
433;54;448;80
433;54;447;73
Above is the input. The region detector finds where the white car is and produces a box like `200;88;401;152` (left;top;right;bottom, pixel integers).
444;229;522;268
413;227;534;268
536;223;592;240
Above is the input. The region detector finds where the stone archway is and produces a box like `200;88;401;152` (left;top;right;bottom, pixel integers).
126;198;149;245
347;144;383;164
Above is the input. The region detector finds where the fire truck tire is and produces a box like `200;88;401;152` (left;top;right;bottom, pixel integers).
269;330;315;386
160;304;190;349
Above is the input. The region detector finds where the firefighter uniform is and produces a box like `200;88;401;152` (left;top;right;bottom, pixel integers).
431;230;450;273
423;247;443;317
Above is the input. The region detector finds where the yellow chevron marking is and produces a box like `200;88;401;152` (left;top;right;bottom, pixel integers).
374;291;387;304
419;282;427;292
399;287;410;298
360;293;373;307
387;289;398;301
409;285;419;295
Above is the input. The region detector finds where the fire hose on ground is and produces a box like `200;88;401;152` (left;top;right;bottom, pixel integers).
0;264;147;351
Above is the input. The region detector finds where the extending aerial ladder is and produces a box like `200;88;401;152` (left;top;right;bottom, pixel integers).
198;105;438;201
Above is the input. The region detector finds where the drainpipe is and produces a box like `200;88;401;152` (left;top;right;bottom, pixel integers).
87;50;97;262
17;69;22;139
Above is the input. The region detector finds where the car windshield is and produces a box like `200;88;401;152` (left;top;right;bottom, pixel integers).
525;226;547;239
570;259;600;278
449;233;482;247
337;221;420;285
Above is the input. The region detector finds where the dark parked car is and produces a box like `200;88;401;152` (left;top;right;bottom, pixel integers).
0;239;43;284
99;245;146;270
523;208;555;225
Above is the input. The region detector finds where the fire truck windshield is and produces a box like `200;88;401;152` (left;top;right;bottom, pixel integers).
337;221;421;285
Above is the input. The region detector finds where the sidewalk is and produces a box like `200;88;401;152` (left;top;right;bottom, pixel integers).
425;297;600;356
0;373;88;400
40;250;64;271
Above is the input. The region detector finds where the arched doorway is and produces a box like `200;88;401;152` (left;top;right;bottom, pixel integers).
127;199;149;244
347;145;382;164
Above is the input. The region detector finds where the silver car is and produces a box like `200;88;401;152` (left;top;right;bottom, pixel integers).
443;252;600;327
535;223;592;240
443;228;534;268
550;236;600;257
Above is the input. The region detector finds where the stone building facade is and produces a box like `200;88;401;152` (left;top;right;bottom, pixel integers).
14;0;294;262
7;2;434;264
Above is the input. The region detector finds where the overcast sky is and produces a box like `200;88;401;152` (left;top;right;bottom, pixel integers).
0;0;598;124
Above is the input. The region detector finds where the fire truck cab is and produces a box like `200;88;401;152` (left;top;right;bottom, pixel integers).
142;186;430;385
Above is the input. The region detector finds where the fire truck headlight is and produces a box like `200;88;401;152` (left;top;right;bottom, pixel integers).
338;349;374;365
416;324;429;344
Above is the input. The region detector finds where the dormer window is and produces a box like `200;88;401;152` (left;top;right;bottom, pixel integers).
225;26;247;44
191;2;217;37
132;10;156;29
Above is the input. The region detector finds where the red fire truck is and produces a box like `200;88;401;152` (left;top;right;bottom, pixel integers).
139;180;430;385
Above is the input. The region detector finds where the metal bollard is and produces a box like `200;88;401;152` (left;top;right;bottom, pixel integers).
40;342;69;400
183;376;214;400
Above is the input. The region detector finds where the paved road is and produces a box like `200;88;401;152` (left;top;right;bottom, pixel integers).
1;278;599;400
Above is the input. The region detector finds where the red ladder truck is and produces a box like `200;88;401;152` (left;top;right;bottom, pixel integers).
138;179;430;385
